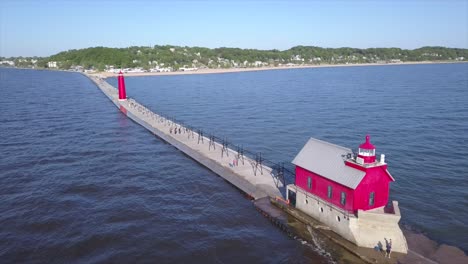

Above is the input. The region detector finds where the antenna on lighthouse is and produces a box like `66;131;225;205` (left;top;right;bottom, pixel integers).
118;71;127;101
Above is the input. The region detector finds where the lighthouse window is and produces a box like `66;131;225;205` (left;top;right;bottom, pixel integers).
340;192;346;205
369;192;375;206
359;148;375;156
327;186;333;199
307;177;312;189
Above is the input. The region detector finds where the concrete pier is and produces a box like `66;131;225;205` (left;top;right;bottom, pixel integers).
88;75;283;200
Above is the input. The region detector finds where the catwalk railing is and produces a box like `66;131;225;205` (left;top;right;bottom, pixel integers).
126;97;296;188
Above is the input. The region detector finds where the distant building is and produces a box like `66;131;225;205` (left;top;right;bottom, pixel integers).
179;66;198;72
126;67;145;73
48;61;57;68
105;68;120;73
292;55;303;61
149;67;172;72
70;65;84;72
0;60;15;66
254;61;263;67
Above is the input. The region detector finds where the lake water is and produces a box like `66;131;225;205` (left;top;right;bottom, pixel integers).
1;63;467;263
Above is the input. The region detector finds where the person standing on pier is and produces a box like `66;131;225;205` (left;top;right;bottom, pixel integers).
385;238;392;258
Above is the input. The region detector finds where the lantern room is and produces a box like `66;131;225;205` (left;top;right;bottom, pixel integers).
357;135;376;164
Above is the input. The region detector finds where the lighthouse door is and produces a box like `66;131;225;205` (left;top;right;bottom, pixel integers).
288;190;296;207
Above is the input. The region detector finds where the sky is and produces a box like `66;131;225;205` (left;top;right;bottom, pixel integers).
0;0;467;57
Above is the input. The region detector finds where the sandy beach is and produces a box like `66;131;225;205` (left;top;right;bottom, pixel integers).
91;61;465;78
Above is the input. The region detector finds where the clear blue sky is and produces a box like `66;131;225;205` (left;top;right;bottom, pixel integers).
1;0;467;57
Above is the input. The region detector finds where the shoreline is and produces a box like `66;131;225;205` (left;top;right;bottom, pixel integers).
90;61;466;78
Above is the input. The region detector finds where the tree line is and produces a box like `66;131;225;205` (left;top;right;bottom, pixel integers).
2;45;467;70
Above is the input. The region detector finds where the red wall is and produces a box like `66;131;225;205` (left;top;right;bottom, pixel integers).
353;166;391;210
295;166;355;211
295;165;392;212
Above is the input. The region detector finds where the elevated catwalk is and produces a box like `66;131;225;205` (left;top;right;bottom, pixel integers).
88;75;283;200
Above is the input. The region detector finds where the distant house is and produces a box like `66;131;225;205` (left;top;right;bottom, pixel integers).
179;67;193;71
254;61;263;67
71;65;84;72
126;67;145;73
0;60;15;66
48;61;57;68
292;55;302;61
149;67;172;72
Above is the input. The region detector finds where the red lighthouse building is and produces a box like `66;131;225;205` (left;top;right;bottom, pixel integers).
286;135;407;253
291;135;394;212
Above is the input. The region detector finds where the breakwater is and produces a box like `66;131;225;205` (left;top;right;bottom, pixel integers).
87;75;284;200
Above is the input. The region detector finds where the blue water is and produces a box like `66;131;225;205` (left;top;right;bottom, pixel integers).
108;63;468;252
1;63;467;263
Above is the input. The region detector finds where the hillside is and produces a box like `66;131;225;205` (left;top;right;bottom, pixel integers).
1;45;467;71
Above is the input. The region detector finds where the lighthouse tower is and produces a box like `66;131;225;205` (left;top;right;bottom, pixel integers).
118;71;127;101
356;135;376;164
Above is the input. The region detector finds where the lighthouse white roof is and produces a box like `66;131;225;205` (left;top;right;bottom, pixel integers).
292;138;366;189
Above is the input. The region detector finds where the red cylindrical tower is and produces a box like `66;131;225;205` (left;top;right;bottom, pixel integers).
357;135;376;163
118;71;127;101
